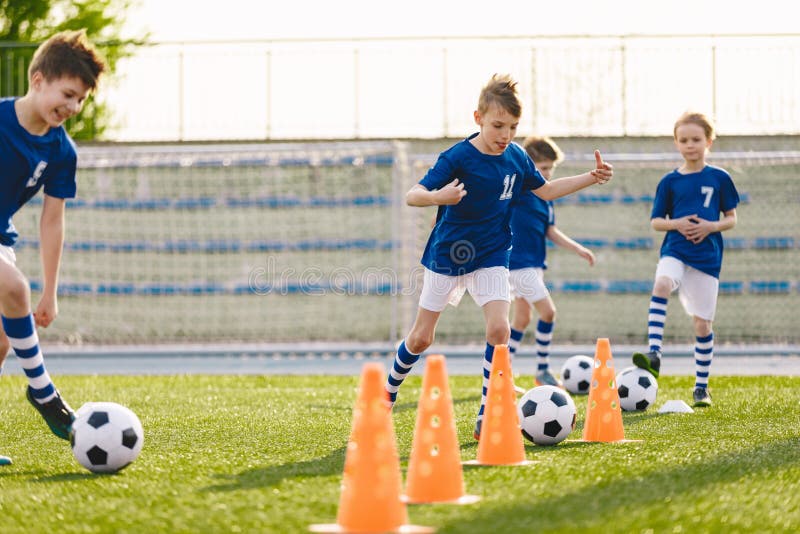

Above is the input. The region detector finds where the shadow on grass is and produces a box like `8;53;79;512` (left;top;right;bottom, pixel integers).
438;437;800;532
34;471;112;482
0;468;48;479
201;446;347;493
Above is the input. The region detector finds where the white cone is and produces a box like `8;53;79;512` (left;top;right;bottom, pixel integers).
658;399;694;413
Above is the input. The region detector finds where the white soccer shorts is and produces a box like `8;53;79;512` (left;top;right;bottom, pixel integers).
419;266;510;312
0;245;16;265
655;256;719;320
509;267;550;305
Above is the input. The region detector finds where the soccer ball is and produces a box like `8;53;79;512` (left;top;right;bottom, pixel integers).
70;402;144;473
560;354;594;395
517;385;577;445
616;367;659;411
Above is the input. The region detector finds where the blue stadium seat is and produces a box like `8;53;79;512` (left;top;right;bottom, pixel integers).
607;280;653;293
749;281;791;294
719;281;745;294
754;237;794;249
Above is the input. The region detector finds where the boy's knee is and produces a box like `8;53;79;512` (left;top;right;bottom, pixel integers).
486;322;510;346
406;331;434;354
694;318;713;337
0;274;30;308
653;276;673;296
540;308;556;324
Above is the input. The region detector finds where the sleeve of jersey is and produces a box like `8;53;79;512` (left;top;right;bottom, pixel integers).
650;178;670;219
419;152;457;191
719;173;740;212
548;201;555;225
522;158;546;190
43;150;77;199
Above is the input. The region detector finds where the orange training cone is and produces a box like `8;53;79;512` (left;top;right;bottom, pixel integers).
310;363;433;533
404;355;480;504
472;345;531;466
581;338;627;442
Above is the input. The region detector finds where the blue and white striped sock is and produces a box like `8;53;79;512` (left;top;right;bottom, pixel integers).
535;320;554;373
694;333;714;388
1;315;56;403
385;340;420;406
508;327;524;361
648;296;668;352
476;342;494;425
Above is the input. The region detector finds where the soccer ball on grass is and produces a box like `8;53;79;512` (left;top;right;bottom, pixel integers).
517;385;577;445
560;354;594;395
616;367;658;411
70;402;144;473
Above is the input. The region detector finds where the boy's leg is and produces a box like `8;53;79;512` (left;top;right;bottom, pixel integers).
634;259;685;377
508;326;524;359
632;293;668;378
474;341;495;440
692;331;714;407
1;314;74;440
532;296;561;387
475;298;511;439
386;268;458;406
509;297;530;394
0;329;10;377
682;268;718;407
386;308;440;407
509;297;532;360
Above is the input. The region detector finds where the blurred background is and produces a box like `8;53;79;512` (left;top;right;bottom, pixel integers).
1;0;798;353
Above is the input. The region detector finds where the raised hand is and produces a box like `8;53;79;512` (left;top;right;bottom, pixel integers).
435;178;467;205
590;150;613;184
682;215;714;244
33;293;58;328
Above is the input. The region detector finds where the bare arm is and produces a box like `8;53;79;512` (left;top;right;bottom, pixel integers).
407;179;466;207
546;225;595;266
534;150;613;201
35;194;66;327
652;208;737;244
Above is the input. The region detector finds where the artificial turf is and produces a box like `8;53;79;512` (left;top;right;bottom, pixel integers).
0;373;798;533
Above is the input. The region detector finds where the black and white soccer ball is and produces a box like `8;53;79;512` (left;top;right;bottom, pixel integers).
70;402;144;473
560;354;594;395
616;367;659;411
517;385;577;445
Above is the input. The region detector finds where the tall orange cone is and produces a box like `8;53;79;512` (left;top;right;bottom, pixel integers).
310;363;433;533
581;338;627;442
471;345;532;466
404;355;480;504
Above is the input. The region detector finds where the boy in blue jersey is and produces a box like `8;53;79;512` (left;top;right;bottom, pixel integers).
632;112;739;407
385;74;613;439
0;30;106;464
508;137;595;389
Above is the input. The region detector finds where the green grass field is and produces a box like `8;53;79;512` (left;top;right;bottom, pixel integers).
1;373;799;533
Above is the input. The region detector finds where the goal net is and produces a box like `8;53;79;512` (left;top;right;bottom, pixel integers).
12;142;799;348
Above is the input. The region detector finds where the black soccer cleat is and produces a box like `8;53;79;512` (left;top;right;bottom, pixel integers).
26;387;75;441
692;386;713;407
632;350;661;379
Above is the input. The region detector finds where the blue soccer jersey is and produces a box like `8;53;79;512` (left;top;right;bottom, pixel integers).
652;165;740;279
0;97;77;246
419;133;546;275
509;191;554;270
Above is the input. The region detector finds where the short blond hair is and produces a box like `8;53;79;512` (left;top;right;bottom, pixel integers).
522;136;564;164
477;73;522;118
29;30;106;91
673;111;716;141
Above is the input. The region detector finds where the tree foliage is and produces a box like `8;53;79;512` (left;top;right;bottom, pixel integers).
0;0;147;140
